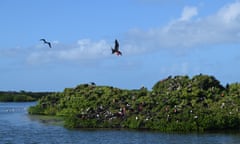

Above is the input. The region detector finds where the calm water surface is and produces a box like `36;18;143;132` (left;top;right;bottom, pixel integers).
0;102;240;144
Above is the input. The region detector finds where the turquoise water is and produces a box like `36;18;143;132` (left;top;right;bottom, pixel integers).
0;102;240;144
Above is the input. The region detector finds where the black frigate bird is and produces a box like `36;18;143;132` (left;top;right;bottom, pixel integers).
40;39;52;48
90;82;96;85
111;39;122;56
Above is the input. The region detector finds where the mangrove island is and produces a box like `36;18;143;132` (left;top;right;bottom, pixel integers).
28;74;240;132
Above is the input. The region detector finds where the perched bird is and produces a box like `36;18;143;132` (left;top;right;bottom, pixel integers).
111;39;122;56
40;39;52;48
90;82;96;85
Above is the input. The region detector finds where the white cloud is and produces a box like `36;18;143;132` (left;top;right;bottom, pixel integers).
58;39;110;60
218;1;240;23
125;1;240;53
179;6;198;21
27;39;112;64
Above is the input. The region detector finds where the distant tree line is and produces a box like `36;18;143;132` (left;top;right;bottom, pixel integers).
28;74;240;132
0;91;53;102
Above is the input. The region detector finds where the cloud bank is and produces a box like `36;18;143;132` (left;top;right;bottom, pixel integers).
127;1;240;51
27;39;111;64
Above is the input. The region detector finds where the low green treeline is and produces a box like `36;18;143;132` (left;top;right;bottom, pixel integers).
0;91;53;102
28;74;240;132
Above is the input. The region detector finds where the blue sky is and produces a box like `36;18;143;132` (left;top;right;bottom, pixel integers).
1;0;240;91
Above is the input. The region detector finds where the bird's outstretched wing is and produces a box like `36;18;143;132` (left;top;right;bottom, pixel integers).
40;39;46;43
47;42;52;48
114;39;119;51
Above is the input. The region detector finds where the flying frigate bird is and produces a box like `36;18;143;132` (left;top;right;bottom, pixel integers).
40;39;52;48
111;39;122;56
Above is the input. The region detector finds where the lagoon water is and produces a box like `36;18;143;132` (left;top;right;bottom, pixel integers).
0;102;240;144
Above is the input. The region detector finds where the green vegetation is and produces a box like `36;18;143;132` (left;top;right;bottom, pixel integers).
0;91;53;102
28;74;240;132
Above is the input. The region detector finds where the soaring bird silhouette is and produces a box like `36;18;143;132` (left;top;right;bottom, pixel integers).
40;39;52;48
111;39;122;56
